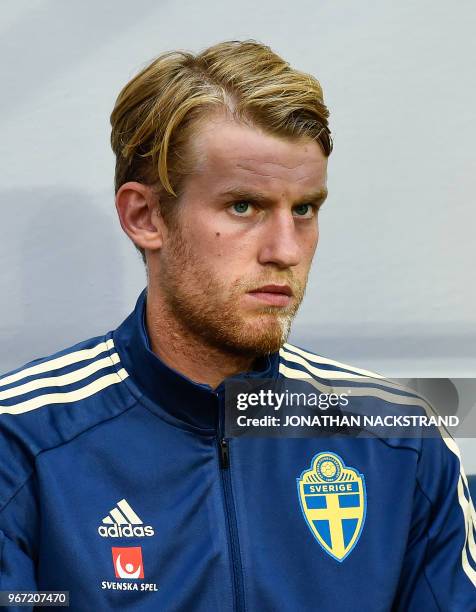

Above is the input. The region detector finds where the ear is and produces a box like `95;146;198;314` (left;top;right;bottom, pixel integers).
115;182;165;252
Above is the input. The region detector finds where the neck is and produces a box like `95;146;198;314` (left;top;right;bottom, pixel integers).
145;290;257;389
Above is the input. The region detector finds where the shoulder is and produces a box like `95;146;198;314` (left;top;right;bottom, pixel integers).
279;340;433;418
279;342;384;380
278;342;455;456
279;341;416;411
278;341;416;419
0;333;131;417
0;333;136;512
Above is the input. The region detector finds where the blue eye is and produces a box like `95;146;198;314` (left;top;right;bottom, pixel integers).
231;201;252;215
293;203;314;218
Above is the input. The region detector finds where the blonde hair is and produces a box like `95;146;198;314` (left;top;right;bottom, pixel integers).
110;40;332;256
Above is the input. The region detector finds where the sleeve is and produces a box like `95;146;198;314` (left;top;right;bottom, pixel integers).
0;527;36;584
0;415;40;611
393;433;476;611
0;488;39;612
0;528;37;591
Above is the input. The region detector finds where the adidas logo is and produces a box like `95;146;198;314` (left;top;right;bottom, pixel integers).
97;499;155;538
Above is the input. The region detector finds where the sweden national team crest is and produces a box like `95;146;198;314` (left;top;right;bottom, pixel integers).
297;452;366;562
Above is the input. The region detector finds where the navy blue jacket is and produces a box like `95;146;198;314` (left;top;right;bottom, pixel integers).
1;291;475;610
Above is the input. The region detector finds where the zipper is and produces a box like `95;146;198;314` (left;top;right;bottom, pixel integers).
216;393;246;612
219;438;230;469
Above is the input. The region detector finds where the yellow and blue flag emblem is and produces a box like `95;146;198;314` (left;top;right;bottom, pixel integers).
297;452;366;562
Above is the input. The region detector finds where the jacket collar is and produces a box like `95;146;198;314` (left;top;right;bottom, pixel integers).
113;289;280;431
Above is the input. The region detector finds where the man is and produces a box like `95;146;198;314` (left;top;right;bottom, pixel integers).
0;40;475;611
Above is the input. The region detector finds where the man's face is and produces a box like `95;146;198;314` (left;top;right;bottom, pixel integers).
155;115;328;357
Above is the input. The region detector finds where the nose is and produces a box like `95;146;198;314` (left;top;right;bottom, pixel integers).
257;209;303;269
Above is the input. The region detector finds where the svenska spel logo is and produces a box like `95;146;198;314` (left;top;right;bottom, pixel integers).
112;546;144;579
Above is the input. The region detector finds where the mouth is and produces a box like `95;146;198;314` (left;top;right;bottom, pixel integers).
246;284;294;307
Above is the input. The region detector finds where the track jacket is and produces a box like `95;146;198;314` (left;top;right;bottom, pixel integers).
1;290;475;611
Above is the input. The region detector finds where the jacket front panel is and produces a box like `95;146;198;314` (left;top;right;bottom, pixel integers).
33;400;234;611
30;397;418;612
228;436;417;612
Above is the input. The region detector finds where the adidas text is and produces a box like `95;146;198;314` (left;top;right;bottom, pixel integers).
98;524;155;538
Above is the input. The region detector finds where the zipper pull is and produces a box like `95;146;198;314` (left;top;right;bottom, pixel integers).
219;438;230;469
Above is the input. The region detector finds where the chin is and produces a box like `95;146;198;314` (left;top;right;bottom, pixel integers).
224;314;292;356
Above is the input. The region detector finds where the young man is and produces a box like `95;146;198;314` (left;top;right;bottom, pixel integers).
0;41;475;611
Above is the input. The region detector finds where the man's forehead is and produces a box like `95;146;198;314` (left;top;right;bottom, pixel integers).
191;116;327;194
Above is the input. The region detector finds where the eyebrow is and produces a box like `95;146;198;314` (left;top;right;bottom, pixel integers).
220;187;328;207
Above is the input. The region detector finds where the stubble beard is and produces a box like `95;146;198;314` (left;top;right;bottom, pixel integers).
158;226;307;358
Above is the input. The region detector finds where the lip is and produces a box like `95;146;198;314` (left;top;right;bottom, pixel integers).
247;284;293;307
250;284;293;296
